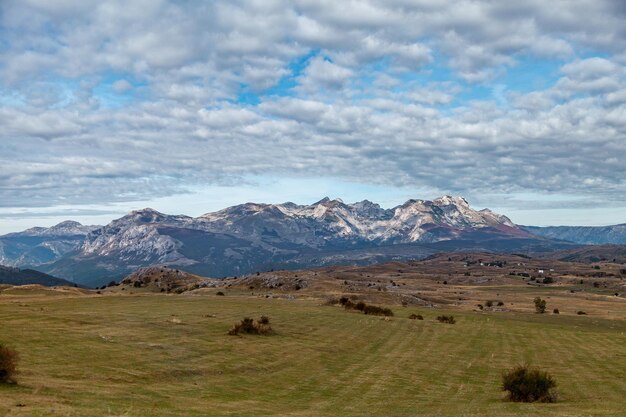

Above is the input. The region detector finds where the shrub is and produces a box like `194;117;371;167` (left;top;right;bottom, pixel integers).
354;301;366;311
477;304;484;310
485;300;493;308
502;365;557;403
363;305;393;316
534;297;546;314
216;291;225;296
0;344;18;384
436;315;456;324
577;310;587;315
553;308;560;314
542;277;554;284
339;296;349;306
408;314;423;320
497;301;505;306
228;317;273;336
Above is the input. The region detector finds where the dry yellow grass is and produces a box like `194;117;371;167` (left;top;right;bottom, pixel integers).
0;287;624;416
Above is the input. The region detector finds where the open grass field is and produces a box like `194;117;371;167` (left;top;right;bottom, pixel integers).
1;289;625;416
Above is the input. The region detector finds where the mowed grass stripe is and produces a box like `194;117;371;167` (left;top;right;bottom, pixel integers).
0;294;625;416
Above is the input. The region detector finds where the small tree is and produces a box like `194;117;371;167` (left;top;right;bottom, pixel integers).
534;297;546;314
0;344;18;384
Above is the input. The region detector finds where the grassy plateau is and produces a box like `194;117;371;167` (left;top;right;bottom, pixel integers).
0;287;625;417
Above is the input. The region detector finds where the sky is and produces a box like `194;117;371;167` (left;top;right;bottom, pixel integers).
0;0;625;234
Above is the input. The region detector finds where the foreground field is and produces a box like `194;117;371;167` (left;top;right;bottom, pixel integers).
0;291;625;416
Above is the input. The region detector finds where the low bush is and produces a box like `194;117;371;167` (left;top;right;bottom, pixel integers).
577;310;587;315
497;301;505;306
342;300;393;316
553;308;560;314
354;301;366;311
436;315;456;324
408;314;423;320
363;305;393;316
534;297;547;314
502;365;557;403
0;344;18;384
216;291;225;296
228;317;273;336
485;300;493;308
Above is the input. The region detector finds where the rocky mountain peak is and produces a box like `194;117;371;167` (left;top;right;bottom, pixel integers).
433;195;470;207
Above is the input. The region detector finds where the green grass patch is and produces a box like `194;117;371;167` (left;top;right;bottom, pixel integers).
0;294;624;416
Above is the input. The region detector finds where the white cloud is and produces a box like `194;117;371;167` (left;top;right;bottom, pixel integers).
0;0;625;221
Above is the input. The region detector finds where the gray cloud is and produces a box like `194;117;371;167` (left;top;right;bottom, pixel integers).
0;0;625;216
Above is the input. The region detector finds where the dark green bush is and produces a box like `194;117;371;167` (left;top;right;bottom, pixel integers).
363;305;393;316
436;315;456;324
534;297;546;314
228;317;273;336
0;344;18;384
502;365;557;402
355;301;366;311
408;314;423;320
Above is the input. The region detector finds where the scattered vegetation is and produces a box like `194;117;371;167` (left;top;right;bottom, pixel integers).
363;305;394;316
436;315;456;324
502;365;557;403
534;297;547;314
339;298;394;316
0;344;18;384
228;317;273;336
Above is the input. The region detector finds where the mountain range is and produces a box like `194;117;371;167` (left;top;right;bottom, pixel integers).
521;224;626;245
1;196;622;288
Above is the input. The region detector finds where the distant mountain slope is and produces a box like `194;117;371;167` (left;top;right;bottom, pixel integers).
0;265;76;287
522;224;626;245
538;245;626;264
31;196;573;287
0;221;100;267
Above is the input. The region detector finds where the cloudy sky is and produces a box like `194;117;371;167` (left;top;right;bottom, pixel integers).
1;0;625;234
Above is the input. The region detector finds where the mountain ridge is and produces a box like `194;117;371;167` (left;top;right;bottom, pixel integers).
5;196;622;288
27;195;578;287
